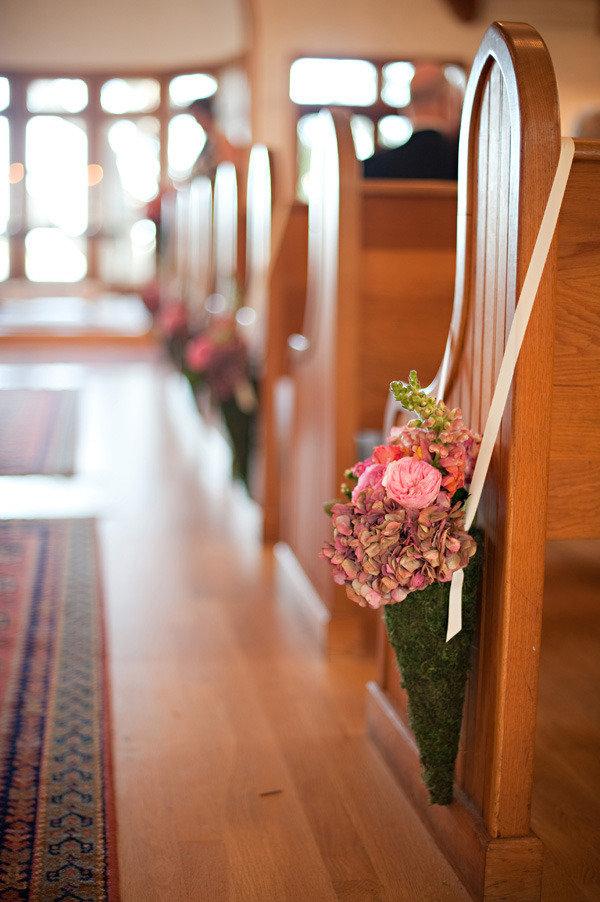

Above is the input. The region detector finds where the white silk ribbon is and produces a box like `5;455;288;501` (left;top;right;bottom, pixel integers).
446;136;575;642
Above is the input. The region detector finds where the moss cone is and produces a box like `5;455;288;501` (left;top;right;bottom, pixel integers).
220;394;255;488
383;536;481;805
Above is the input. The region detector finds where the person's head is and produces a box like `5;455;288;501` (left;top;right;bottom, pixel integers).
405;63;463;138
574;108;600;139
187;95;216;132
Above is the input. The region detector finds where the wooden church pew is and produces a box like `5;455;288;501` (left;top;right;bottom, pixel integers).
175;184;190;303
158;188;177;301
368;20;600;899
280;109;457;652
186;176;213;329
243;144;272;360
213;158;248;306
262;198;309;539
241;144;309;535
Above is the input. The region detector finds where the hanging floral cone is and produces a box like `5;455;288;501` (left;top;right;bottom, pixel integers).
320;371;483;804
382;539;481;805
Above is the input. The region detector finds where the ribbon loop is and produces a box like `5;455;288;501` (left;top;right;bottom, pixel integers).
446;137;575;642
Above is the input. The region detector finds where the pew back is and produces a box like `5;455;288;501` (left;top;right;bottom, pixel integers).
175;185;190;298
245;144;272;360
214;159;247;305
285;109;456;629
187;176;213;327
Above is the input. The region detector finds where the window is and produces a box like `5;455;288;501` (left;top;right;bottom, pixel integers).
0;78;10;112
0;64;249;285
0;115;9;281
169;73;217;107
100;78;160;114
27;78;88;114
350;115;375;161
99;117;160;285
381;62;414;108
291;55;466;198
290;58;377;107
168;114;207;180
378;115;412;149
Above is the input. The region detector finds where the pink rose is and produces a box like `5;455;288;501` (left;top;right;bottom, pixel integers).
382;456;442;510
352;463;385;502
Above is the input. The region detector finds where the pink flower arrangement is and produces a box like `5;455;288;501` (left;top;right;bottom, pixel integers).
184;315;251;403
140;279;161;314
321;371;480;609
158;300;188;337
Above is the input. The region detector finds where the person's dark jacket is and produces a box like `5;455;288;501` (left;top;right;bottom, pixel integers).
363;129;458;180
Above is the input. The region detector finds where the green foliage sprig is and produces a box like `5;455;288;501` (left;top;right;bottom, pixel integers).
390;370;454;435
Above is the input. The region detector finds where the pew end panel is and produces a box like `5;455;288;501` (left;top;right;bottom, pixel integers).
214;159;247;305
262;199;308;543
282;108;457;655
187;176;213;328
366;21;594;899
244;144;273;362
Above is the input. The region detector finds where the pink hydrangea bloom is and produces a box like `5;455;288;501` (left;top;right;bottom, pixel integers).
382;457;442;509
321;400;480;610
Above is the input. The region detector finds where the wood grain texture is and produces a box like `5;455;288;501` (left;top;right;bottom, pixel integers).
283;109;456;650
369;19;600;900
548;148;600;538
533;539;600;902
261;199;308;542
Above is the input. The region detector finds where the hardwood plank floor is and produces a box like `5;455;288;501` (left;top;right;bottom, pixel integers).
2;343;598;900
0;346;469;900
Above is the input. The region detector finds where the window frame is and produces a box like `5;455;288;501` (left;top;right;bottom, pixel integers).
289;51;466;195
0;55;248;286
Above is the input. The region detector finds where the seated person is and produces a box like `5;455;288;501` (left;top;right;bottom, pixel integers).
188;96;243;179
364;63;462;180
574;108;600;139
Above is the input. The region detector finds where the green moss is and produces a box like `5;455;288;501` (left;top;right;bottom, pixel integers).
383;534;482;805
220;393;256;488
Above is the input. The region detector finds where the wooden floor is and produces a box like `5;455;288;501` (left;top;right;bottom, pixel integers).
0;341;598;900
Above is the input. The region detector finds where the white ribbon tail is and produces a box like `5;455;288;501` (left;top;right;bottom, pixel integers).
445;136;575;643
446;568;464;641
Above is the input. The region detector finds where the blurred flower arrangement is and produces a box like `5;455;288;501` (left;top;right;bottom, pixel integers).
157;299;189;370
321;371;482;805
184;314;256;487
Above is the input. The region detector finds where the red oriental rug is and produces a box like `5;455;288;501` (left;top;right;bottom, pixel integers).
0;390;78;476
0;519;119;900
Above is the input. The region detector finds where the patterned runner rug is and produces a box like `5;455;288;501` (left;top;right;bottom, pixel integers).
0;519;119;900
0;390;79;475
